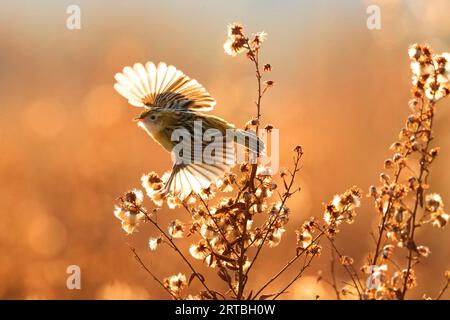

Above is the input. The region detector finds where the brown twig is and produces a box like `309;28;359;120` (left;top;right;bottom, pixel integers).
401;107;435;300
371;98;427;266
182;203;237;298
192;199;238;255
330;250;342;300
137;207;217;299
436;278;450;300
129;246;178;300
237;42;263;300
245;152;302;281
323;233;363;299
271;252;319;300
253;230;325;299
371;166;404;266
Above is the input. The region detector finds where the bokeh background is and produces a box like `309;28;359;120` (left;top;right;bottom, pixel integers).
0;0;449;299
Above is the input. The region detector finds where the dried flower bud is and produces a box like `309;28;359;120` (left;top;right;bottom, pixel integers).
422;45;432;57
399;128;409;140
340;256;354;266
416;245;431;257
246;50;255;59
264;80;274;87
240;162;250;173
445;270;450;280
392;153;402;162
168;219;185;238
390;141;403;152
293;145;303;154
163;273;187;295
429;147;440;158
369;185;377;197
408;176;418;190
384;159;394;169
426;193;444;213
411;141;420;151
407;114;419;124
408;44;421;60
408;98;419;109
263;63;272;72
252;31;267;48
341;286;352;296
395;208;405;223
383;244;395;259
306;244;322;256
380;173;390;183
149;237;162;251
251;118;259;126
228;23;244;37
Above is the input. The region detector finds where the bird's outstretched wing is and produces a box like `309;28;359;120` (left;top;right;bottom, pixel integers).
163;124;235;199
114;62;216;111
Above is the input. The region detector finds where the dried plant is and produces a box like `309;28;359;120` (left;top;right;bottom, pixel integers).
113;25;450;300
316;44;450;300
363;44;450;300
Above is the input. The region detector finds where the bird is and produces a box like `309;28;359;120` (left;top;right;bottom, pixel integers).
114;62;263;200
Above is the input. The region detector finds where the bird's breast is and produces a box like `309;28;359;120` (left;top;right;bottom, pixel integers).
137;121;173;152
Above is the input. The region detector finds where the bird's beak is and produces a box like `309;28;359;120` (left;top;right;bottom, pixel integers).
134;110;150;121
133;114;145;122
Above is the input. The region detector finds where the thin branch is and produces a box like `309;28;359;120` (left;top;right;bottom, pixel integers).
137;207;217;299
324;235;363;299
245;152;302;280
436;279;450;300
253;230;325;299
330;249;341;300
271;252;318;300
371;165;404;266
237;43;263;300
190;199;237;256
401;105;435;300
372;97;426;266
129;246;178;300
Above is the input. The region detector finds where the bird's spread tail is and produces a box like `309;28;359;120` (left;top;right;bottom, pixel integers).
164;163;233;200
234;129;265;155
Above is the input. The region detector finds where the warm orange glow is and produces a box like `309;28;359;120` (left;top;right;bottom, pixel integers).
0;0;449;300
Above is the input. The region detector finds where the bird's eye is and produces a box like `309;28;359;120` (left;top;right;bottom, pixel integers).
150;115;156;120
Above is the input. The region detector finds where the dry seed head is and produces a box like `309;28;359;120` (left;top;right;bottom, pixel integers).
445;271;450;281
264;80;274;87
264;63;272;72
390;141;403;152
382;244;395;259
429;147;440;158
293;145;303;154
149;237;162;251
416;245;431;257
380;173;390;183
340;256;354;266
168;219;185;238
264;123;274;132
384;159;394;170
369;185;377;197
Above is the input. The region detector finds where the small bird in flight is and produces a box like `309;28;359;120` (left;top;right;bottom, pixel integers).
114;62;263;199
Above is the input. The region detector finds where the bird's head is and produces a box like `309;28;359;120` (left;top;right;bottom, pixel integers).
135;108;163;133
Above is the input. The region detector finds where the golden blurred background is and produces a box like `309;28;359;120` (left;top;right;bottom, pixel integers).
0;0;449;299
